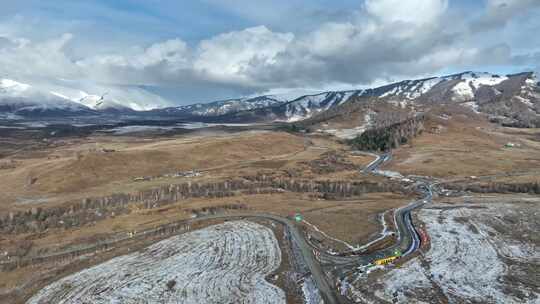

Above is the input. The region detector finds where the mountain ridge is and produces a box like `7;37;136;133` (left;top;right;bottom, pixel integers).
1;71;538;128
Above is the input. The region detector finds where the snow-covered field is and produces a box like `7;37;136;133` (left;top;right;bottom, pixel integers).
28;221;285;304
348;203;540;304
348;201;540;304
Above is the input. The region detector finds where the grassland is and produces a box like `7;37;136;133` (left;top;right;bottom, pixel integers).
385;106;540;179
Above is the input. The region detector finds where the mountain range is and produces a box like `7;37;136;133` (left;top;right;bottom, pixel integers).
1;71;539;127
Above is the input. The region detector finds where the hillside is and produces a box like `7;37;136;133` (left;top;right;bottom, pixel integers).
211;72;540;128
1;71;538;131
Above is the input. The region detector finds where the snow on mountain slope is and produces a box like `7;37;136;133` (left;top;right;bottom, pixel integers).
283;91;357;122
374;77;444;100
209;72;520;123
46;84;171;111
449;72;508;101
1;71;535;125
0;78;93;114
75;92;134;111
451;81;475;100
283;72;519;122
370;72;507;102
0;78;171;113
0;79;31;93
161;95;287;117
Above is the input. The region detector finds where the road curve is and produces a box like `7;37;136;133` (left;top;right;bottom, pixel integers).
16;151;425;304
193;212;343;304
312;152;428;269
210;152;429;303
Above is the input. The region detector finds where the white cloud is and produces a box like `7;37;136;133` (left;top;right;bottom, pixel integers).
0;0;539;106
302;22;361;57
365;0;448;26
0;33;79;80
142;39;189;67
194;26;293;85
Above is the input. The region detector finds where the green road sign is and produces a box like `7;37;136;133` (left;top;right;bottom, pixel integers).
294;214;303;222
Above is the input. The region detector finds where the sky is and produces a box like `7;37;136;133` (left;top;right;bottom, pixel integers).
0;0;539;106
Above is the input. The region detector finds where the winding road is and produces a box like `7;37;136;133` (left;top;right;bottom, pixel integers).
17;151;429;304
203;151;431;303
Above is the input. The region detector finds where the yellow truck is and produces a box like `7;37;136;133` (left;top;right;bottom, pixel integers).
374;256;399;266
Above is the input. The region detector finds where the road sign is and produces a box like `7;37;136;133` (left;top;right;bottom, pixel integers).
294;213;303;222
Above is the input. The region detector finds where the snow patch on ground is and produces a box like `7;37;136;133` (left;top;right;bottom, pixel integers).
28;221;285;304
462;101;481;113
302;276;323;304
320;111;373;139
370;203;540;304
374;259;431;302
373;169;404;180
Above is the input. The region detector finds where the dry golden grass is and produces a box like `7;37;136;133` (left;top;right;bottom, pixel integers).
299;193;406;247
3;187;405;304
386;109;540;178
0;131;307;210
0;191;410;264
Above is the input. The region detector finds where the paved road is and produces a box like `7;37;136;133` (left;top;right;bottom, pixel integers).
194;213;344;304
11;151;427;304
313;152;429;269
200;151;430;303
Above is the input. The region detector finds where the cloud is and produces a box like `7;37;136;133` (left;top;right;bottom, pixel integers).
0;36;15;49
365;0;448;26
246;0;457;86
76;38;192;86
0;33;79;80
0;0;539;105
194;26;294;86
473;0;540;32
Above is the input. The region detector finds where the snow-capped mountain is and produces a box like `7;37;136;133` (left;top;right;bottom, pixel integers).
0;79;96;116
1;71;537;127
214;71;539;127
0;78;171;116
281;91;358;122
261;72;514;122
361;71;508;102
270;72;507;122
151;95;288;117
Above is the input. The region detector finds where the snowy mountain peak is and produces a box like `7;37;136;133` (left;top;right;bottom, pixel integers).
283;91;357;122
168;95;286;117
76;92;129;110
0;77;171;113
0;79;32;95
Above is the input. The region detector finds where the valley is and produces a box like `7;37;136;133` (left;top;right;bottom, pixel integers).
0;71;539;304
3;1;540;303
